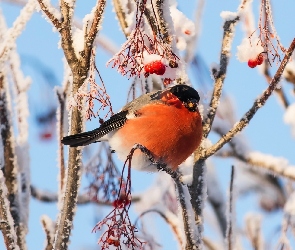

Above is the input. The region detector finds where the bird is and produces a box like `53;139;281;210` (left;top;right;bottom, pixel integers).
61;84;203;172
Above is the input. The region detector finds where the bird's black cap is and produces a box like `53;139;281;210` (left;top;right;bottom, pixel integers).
169;85;200;103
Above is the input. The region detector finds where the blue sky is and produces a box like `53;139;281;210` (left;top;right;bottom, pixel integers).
1;0;295;249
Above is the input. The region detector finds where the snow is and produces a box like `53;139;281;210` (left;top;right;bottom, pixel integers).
236;38;264;63
284;103;295;137
179;155;194;185
170;6;195;51
72;27;85;58
220;11;238;21
143;52;163;65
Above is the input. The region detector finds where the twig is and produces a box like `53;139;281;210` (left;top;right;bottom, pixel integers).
135;209;184;247
0;73;22;248
202;38;295;160
187;159;206;250
112;0;129;37
207;163;227;237
262;62;289;108
0;0;36;63
41;215;55;250
84;0;107;62
245;213;264;250
175;181;196;250
226;166;235;250
30;185;141;205
202;15;240;139
56;89;66;191
0;169;19;250
154;0;171;44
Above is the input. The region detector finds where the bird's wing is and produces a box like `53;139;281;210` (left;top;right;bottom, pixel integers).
61;110;128;147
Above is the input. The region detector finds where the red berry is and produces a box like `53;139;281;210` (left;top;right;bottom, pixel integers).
256;53;264;65
144;60;166;75
184;30;191;35
248;58;257;68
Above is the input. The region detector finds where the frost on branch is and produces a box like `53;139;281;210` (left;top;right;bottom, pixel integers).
68;50;113;121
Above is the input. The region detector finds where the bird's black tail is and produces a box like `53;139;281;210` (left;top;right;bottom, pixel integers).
61;129;101;147
61;110;128;147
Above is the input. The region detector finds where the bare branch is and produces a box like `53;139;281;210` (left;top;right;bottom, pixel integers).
203;38;295;160
226;166;235;250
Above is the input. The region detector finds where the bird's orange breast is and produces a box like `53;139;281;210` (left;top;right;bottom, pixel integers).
115;103;203;170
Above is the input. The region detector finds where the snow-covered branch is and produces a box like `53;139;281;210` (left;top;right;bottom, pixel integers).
202;13;240;139
41;215;55;250
0;72;23;248
0;169;19;250
0;0;36;64
84;0;107;59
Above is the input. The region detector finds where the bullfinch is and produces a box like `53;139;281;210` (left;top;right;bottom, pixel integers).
61;84;203;171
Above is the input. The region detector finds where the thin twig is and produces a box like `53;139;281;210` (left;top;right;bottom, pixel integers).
262;62;289;108
0;169;19;250
202;38;295;160
226;166;235;250
175;181;196;250
112;0;129;37
30;185;141;205
56;90;66;191
134;209;184;247
155;0;171;44
41;215;55;250
0;74;22;248
187;159;206;250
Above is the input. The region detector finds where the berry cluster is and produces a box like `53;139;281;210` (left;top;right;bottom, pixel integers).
248;53;264;68
144;60;166;76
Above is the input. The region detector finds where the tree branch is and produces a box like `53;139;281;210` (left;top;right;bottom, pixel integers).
0;170;19;250
203;38;295;160
175;181;196;250
0;74;23;249
112;0;129;37
226;166;235;250
202;15;240;139
36;0;61;29
84;0;107;63
41;215;55;250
